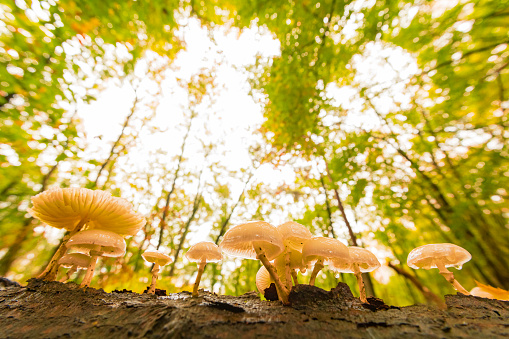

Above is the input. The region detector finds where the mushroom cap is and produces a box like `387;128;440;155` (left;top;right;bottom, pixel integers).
407;243;471;270
28;187;146;236
219;221;284;260
276;221;312;251
185;242;222;263
66;229;126;257
255;266;273;294
142;251;173;266
332;247;380;273
301;237;350;269
274;248;306;272
58;253;91;268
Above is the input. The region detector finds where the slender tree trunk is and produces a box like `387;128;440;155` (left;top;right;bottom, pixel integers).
0;219;33;276
320;175;336;238
168;192;203;277
156;112;196;250
214;172;254;244
91;95;139;188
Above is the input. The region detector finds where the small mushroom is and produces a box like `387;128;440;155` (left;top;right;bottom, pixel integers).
57;253;91;283
219;221;289;304
28;187;145;280
407;243;471;295
276;221;312;290
256;266;272;295
302;237;350;286
333;247;380;303
66;229;126;288
142;250;173;294
185;242;222;297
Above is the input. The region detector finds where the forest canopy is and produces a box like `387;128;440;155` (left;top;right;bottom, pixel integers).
0;0;508;306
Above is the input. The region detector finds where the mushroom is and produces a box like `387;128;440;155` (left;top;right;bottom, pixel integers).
66;229;126;288
333;247;380;303
276;221;312;290
185;242;222;297
301;237;350;286
470;282;509;301
407;243;471;295
256;266;272;294
219;221;289;304
142;250;173;294
28;187;145;280
57;253;91;283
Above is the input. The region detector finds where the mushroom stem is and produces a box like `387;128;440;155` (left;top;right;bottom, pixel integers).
59;266;77;283
192;261;207;297
37;217;88;281
436;261;470;295
309;258;324;286
291;270;299;286
254;245;290;305
80;252;99;288
284;249;292;291
353;263;367;303
148;263;160;294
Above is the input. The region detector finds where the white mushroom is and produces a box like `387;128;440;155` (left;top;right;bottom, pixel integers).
407;243;471;295
333;247;380;303
57;253;91;283
28;187;145;281
219;221;289;304
302;237;350;286
142;251;173;294
185;242;222;297
66;229;126;288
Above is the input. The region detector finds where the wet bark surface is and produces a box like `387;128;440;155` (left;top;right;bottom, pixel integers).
0;278;508;338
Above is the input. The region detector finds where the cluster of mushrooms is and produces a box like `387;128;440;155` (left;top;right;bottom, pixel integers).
26;187;504;304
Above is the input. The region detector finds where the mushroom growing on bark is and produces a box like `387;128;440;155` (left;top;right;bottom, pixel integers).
407;243;471;295
333;247;380;303
66;229;126;288
142;251;173;294
302;237;350;286
185;242;222;297
256;266;272;295
276;221;312;290
219;221;289;304
57;253;91;283
28;187;145;281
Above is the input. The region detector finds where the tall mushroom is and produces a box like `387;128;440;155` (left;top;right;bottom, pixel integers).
142;251;173;294
185;242;222;297
57;253;91;283
407;243;471;295
302;237;350;286
66;229;126;288
219;221;289;304
333;247;380;303
276;221;312;290
28;187;145;281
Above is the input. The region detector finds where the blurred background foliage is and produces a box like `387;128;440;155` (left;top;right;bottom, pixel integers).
0;0;508;306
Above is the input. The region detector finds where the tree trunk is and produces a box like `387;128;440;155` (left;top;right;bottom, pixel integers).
0;279;507;338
